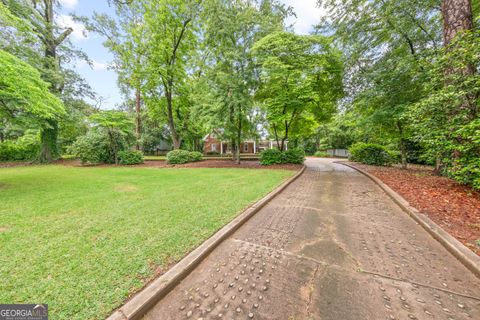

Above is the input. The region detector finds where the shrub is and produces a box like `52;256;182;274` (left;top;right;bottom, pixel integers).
349;142;394;166
282;148;305;164
260;149;282;165
189;151;203;162
68;131;111;165
118;150;144;165
260;148;305;165
314;151;329;158
206;151;220;155
0;133;40;161
167;150;203;164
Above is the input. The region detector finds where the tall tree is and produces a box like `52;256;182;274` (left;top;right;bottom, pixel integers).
253;31;343;151
202;0;289;163
1;0;85;161
141;0;201;149
80;2;146;149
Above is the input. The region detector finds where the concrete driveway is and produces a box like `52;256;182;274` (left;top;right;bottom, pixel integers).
143;158;480;320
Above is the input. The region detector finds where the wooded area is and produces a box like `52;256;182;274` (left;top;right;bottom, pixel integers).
0;0;479;189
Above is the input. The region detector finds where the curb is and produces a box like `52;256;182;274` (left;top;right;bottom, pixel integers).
335;161;480;279
107;166;306;320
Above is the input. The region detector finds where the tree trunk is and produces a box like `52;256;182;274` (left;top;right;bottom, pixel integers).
38;0;72;162
441;0;475;164
165;85;181;149
39;119;59;163
441;0;474;46
236;106;242;165
135;88;142;150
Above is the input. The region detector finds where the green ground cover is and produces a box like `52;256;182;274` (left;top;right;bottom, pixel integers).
0;165;294;319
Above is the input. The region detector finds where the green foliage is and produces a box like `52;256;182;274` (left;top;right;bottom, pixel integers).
253;31;343;148
0;132;39;161
349;142;394;166
0;50;64;122
260;149;282;165
282;148;305;164
89;110;135;164
260;148;305;165
314;151;330;157
410;30;479;188
166;149;202;164
68;130;111;165
118;150;144;165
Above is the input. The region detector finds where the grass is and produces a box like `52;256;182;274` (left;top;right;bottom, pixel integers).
0;165;294;319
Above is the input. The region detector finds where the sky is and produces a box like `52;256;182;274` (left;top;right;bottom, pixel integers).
58;0;326;108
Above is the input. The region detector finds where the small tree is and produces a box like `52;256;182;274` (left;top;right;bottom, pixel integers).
89;111;135;164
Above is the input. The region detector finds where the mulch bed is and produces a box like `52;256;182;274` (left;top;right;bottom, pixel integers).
349;162;480;255
0;159;301;171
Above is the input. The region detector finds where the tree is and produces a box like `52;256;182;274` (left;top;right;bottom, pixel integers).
141;0;200;149
1;0;89;162
0;49;64;128
80;2;146;150
201;0;289;163
253;31;343;151
89;110;135;164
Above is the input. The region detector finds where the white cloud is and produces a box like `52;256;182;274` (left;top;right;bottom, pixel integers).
92;61;108;70
56;14;88;41
280;0;327;35
59;0;78;9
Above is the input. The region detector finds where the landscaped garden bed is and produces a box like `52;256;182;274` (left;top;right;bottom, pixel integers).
348;162;480;256
0;165;295;319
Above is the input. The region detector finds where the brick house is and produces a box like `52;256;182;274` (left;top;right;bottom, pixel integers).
202;129;288;155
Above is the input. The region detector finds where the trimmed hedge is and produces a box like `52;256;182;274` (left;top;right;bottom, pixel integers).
118;150;144;165
167;149;203;164
348;142;394;166
260;148;305;165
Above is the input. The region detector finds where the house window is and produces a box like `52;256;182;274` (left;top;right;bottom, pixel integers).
244;142;249;152
211;143;217;152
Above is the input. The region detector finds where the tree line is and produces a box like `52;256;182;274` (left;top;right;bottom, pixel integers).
0;0;478;188
0;0;342;165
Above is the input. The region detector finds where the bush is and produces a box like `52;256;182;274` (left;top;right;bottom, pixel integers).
118;150;144;165
349;142;394;166
314;151;330;157
189;151;203;162
206;151;220;155
282;148;305;164
260;149;282;165
0;133;40;161
167;150;203;164
68;131;111;165
260;148;305;165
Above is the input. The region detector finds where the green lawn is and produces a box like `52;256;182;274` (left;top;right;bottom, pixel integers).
0;165;294;319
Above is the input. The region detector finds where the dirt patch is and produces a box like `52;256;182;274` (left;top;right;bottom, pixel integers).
114;183;139;193
349;162;480;255
0;226;9;233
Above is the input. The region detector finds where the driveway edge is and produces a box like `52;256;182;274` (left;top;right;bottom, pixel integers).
336;161;480;279
107;165;306;320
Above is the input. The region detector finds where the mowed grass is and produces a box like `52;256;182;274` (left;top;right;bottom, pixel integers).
0;165;294;319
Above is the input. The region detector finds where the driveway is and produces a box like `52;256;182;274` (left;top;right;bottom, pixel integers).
143;158;480;319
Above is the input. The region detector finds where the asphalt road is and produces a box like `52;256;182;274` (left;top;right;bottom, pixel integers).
143;158;480;320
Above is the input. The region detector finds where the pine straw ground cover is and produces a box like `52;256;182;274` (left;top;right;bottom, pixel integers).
0;165;295;319
350;162;480;255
